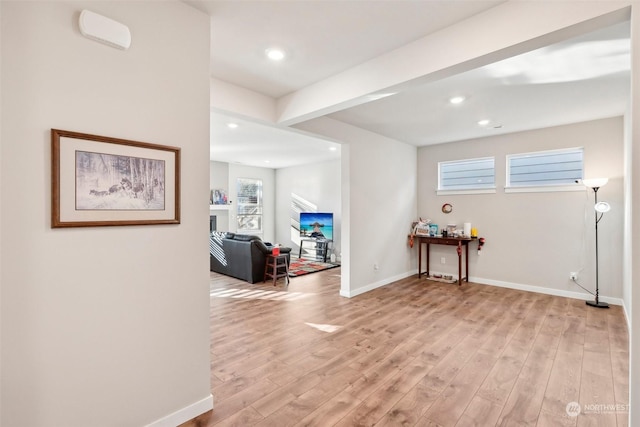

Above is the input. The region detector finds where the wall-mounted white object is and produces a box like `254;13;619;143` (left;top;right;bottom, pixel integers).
79;10;131;50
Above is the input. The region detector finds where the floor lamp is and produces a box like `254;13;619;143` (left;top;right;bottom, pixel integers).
582;178;610;309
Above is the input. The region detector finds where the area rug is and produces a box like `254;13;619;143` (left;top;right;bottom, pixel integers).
288;258;340;277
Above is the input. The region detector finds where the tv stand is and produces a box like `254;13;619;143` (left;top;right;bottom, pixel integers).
299;238;332;262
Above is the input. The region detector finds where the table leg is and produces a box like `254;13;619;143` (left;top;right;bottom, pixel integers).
284;257;290;286
465;243;469;283
426;243;430;278
457;242;462;286
418;240;422;278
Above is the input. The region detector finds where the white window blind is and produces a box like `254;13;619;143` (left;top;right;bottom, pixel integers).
507;148;583;187
438;157;495;191
236;178;263;235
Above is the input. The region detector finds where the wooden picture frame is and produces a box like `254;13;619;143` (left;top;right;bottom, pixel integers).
51;129;180;228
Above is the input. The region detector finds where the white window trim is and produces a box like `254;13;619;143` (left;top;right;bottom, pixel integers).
506;147;583;190
438;156;495;192
504;184;584;194
437;188;497;196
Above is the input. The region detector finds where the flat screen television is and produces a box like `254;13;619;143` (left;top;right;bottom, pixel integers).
300;212;333;240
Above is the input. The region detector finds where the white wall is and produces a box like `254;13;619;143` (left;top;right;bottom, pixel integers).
227;164;276;242
210;160;230;197
0;3;3;423
629;4;639;424
275;159;341;255
295;117;417;297
418;118;624;302
0;2;212;426
624;109;633;317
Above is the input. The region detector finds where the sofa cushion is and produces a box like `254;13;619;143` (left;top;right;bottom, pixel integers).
233;234;261;242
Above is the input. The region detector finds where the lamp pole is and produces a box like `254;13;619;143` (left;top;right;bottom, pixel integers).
587;186;609;309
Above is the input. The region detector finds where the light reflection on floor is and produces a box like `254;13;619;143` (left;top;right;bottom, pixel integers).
210;288;314;301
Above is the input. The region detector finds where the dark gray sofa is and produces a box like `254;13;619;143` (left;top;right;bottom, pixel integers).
209;232;291;283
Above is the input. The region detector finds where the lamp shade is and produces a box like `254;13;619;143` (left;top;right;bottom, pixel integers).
583;178;608;188
595;201;611;213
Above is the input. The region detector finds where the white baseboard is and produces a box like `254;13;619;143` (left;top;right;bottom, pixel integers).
469;276;624;306
340;270;415;298
622;300;631;329
145;394;213;427
341;270;624;307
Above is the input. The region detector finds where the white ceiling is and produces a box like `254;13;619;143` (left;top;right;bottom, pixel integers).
329;22;630;146
210;112;341;169
186;1;630;169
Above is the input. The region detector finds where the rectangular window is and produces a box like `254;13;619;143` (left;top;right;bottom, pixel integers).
507;148;583;189
236;178;263;236
438;157;495;193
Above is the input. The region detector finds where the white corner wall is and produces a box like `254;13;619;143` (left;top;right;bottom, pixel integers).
629;4;639;424
295;117;417;297
1;2;212;426
275;160;341;254
418;118;624;303
624;108;633;319
0;4;3;422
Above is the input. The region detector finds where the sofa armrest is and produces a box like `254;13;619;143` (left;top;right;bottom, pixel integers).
254;240;271;255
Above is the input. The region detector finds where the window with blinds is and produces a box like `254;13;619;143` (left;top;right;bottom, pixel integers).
507;148;583;188
438;157;495;191
236;178;263;236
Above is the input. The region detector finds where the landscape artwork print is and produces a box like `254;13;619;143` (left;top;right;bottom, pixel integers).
52;129;180;228
75;151;165;211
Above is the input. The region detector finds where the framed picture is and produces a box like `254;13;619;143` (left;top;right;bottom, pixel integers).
414;224;430;235
51;129;180;228
211;189;228;205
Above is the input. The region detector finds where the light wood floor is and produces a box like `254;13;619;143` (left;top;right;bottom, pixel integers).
183;268;629;427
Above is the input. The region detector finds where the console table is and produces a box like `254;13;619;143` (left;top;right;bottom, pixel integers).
414;235;473;285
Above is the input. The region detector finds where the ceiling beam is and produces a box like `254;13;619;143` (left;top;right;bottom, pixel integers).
210;77;276;123
276;1;631;127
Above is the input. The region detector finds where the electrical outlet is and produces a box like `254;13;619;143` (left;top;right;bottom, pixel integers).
440;257;446;264
570;272;578;280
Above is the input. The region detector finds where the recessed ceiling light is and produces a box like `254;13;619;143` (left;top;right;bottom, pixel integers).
449;96;466;104
264;160;271;164
329;146;338;152
265;48;286;61
478;119;490;126
227;122;238;129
